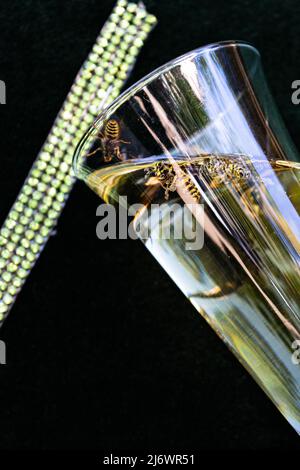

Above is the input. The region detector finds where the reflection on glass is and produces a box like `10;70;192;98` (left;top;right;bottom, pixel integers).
73;41;300;433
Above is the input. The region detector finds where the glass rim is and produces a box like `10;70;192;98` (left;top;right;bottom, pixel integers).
97;40;259;120
73;40;260;175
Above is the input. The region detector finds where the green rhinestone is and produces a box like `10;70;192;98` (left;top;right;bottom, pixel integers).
133;37;143;48
60;110;73;122
11;233;20;243
138;31;147;41
35;213;44;223
71;116;80;128
129;45;139;56
125;55;135;64
147;15;157;24
107;44;116;54
56;171;64;181
37;182;47;192
120;40;130;51
59;162;69;173
69;94;79;105
132;17;142;26
43;196;52;207
28;199;38;209
44;218;54;228
26;252;35;263
118;70;127;80
120;62;129;72
7;263;17;273
21;259;32;270
73;107;82;119
12;255;21;265
120;19;130;29
58;141;68;152
52;157;60;168
115;5;125;15
60;184;69;194
31;169;41;178
0;306;7;316
112;35;122;46
21;239;30;249
62;102;73;112
8;285;17;296
40;152;51;162
52;179;60;189
28;177;38;187
127;24;137;35
91;75;102;86
1;227;10;238
72;85;82;96
99;37;109;48
33;191;42;201
52;201;61;212
15;202;24;212
113;79;123;89
0;281;7;291
7;242;14;252
23;185;33;196
42;174;51;184
18;268;27;278
9;211;19;221
92;44;104;55
141;22;152;32
15;224;24;235
20;216;29;225
29;221;40;231
49;135;60;145
56;193;65;203
31;243;40;254
39;205;48;214
3;293;13;305
46;167;56;176
0;236;6;246
12;277;22;288
2;272;12;282
41;226;50;237
35;234;44;245
23;208;32;218
102;51;112;62
47;187;56;198
48;210;58;220
36;161;47;171
0;259;6;269
2;250;10;259
16;246;25;257
25;230;34;240
44;142;55;152
53;126;62;137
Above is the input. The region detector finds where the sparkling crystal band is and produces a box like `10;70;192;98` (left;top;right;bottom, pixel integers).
0;0;157;324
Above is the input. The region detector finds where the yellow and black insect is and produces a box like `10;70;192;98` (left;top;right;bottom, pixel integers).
145;160;201;201
144;155;253;202
86;119;130;162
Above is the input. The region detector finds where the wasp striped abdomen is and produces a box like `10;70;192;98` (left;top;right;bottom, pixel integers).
104;119;121;140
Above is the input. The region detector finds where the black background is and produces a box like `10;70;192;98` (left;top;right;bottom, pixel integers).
0;0;299;451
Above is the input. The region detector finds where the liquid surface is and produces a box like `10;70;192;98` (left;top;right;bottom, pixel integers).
82;154;300;432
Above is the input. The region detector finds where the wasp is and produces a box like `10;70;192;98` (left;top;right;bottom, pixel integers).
145;160;201;201
144;155;253;201
86;119;130;162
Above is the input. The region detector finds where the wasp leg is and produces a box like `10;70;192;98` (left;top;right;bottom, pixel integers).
163;175;177;200
85;146;102;157
114;146;123;161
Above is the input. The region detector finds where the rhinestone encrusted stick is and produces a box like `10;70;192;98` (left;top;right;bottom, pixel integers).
0;1;157;324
